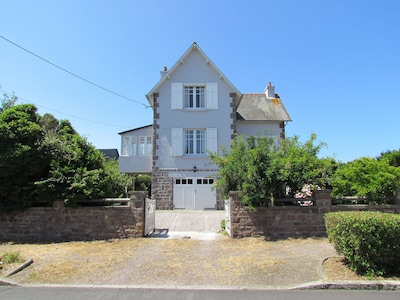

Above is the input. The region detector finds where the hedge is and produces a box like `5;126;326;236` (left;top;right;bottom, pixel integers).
324;211;400;277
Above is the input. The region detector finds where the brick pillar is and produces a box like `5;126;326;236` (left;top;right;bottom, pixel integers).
314;190;332;212
129;191;148;237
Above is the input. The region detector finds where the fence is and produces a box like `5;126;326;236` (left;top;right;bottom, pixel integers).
225;190;400;239
0;191;149;243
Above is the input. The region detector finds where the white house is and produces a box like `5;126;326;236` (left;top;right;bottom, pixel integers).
119;42;291;210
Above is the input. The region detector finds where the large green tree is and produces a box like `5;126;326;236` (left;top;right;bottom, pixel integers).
0;104;49;211
210;133;335;208
332;157;400;204
1;101;132;212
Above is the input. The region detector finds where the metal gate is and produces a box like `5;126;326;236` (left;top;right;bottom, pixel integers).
144;198;156;236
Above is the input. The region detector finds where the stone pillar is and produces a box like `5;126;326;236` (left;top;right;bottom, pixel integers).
229;191;241;238
314;190;332;212
129;191;148;237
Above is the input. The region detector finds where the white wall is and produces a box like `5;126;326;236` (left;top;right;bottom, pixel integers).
155;50;234;171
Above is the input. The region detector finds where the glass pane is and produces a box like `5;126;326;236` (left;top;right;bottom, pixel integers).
188;179;193;184
185;130;194;154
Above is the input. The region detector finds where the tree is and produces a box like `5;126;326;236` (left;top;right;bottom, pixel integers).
377;149;400;167
35;120;105;206
0;93;17;113
210;133;334;208
332;157;400;204
0;104;49;211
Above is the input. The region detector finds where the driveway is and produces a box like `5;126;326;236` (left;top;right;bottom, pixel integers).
152;210;226;240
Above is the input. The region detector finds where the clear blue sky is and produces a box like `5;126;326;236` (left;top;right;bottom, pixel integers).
1;0;399;163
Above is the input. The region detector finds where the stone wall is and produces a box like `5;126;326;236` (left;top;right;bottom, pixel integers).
0;191;148;243
226;190;400;239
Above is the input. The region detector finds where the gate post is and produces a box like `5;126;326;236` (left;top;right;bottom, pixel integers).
129;191;148;237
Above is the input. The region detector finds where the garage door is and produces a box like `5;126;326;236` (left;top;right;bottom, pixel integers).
173;178;216;210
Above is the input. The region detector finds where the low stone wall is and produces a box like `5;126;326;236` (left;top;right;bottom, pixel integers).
226;190;400;239
0;191;148;243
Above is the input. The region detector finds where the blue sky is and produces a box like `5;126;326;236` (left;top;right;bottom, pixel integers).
1;0;399;163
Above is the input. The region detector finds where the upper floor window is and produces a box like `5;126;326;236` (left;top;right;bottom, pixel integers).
171;128;217;157
171;82;218;110
139;136;152;156
184;129;205;155
184;86;205;109
122;135;151;156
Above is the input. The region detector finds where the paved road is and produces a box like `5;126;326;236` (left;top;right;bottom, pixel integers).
1;286;399;300
152;210;226;240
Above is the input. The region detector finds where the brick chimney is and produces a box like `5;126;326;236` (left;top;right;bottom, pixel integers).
160;66;168;78
264;82;275;99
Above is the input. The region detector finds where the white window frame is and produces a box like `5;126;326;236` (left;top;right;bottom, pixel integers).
184;129;206;156
171;128;217;157
184;85;205;109
122;136;130;156
145;136;152;155
171;82;218;110
138;136;152;156
131;136;137;156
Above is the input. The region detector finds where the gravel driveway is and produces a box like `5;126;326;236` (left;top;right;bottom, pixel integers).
152;210;226;240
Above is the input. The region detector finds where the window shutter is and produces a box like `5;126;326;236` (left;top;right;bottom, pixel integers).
206;82;218;109
171;128;183;156
206;128;218;153
171;83;183;109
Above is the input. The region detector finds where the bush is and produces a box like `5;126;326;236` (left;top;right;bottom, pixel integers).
324;211;400;277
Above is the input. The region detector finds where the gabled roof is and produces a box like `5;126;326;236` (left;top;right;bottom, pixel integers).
145;42;242;108
118;124;153;135
237;94;292;122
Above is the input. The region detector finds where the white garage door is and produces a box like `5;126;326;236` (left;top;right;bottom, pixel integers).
173;178;216;210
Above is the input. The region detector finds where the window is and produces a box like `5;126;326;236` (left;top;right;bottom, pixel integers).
171;83;218;110
139;136;152;156
171;128;217;156
131;136;137;156
122;136;137;156
146;136;152;155
122;136;130;156
184;86;204;109
184;129;205;155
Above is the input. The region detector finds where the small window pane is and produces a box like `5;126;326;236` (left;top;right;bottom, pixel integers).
182;179;187;184
188;179;193;184
197;179;202;184
209;179;214;184
176;179;181;184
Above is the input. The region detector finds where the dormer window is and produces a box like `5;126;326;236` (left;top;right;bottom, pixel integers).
184;86;205;109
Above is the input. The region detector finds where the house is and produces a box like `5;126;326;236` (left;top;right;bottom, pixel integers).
119;42;291;210
98;148;119;160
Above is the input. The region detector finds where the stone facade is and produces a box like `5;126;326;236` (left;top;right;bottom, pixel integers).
0;191;148;243
151;169;174;210
226;190;400;239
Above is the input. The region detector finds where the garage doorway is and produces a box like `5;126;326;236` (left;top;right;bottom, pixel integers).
173;177;216;210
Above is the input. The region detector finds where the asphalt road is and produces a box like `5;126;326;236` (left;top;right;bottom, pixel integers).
0;286;399;300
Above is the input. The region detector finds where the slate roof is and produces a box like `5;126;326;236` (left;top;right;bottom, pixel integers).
98;149;119;160
236;94;292;122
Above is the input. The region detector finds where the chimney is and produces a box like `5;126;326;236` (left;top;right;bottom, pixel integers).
264;82;275;99
160;66;168;78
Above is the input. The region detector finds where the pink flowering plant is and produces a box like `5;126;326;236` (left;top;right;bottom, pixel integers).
294;184;321;206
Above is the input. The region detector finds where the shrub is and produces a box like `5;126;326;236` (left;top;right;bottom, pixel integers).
324;211;400;277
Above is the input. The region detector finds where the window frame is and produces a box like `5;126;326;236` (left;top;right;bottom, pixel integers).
184;129;206;156
184;85;205;110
